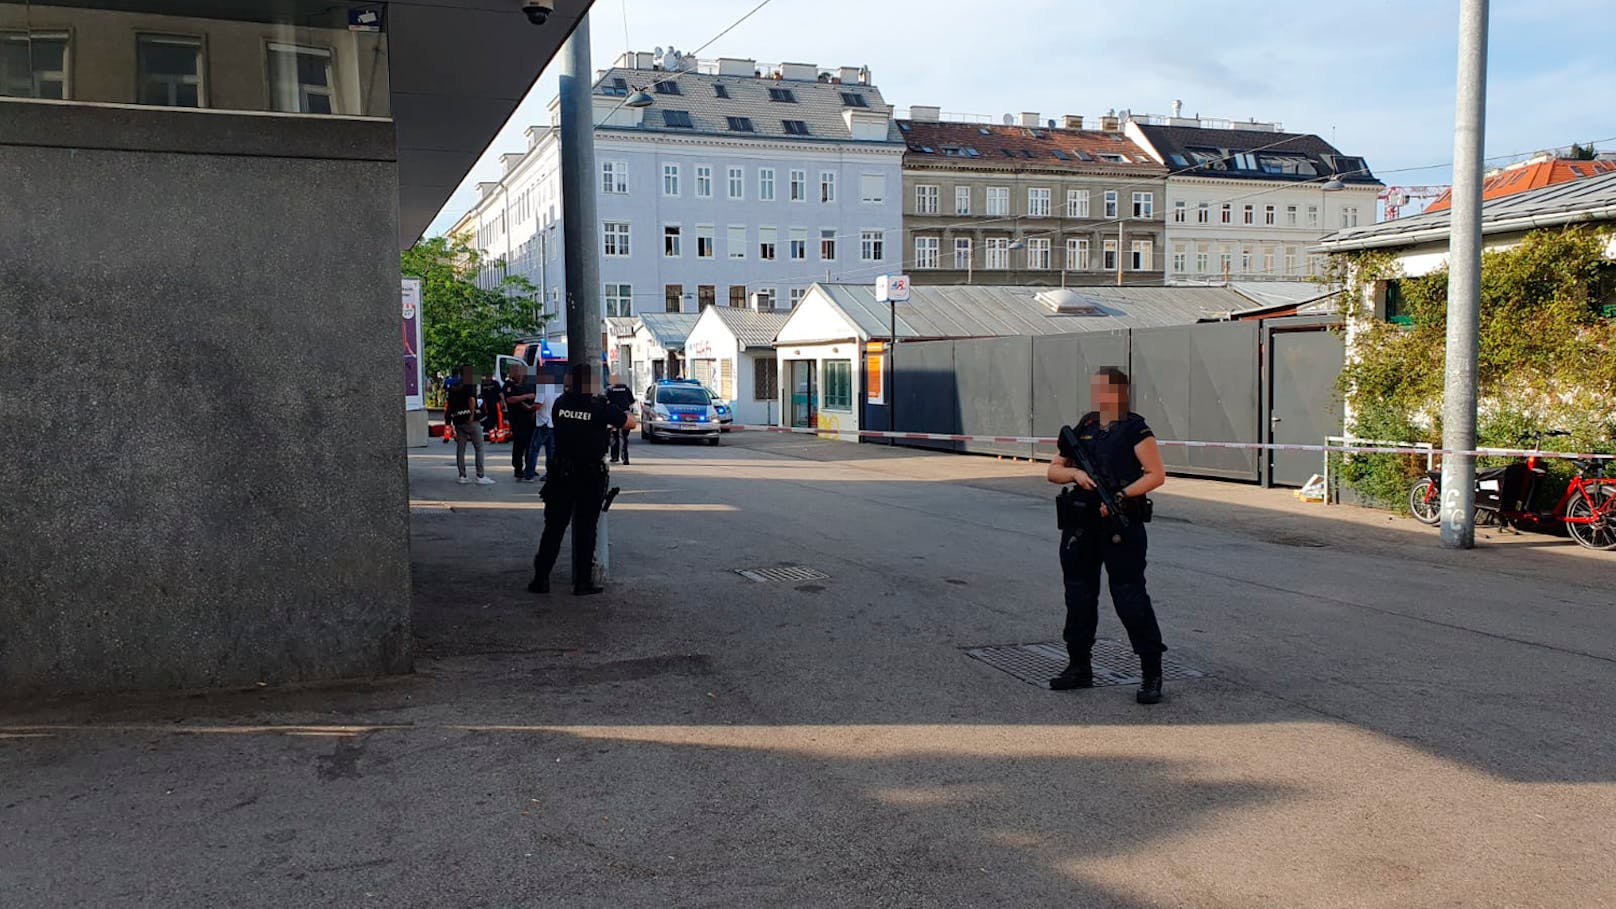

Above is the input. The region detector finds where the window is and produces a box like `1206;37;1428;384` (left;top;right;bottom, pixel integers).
820;228;837;261
790;169;807;202
268;42;337;113
604;283;633;317
726;116;754;132
1104;191;1119;219
727;225;746;259
985;237;1009;270
1263;248;1276;274
1220;247;1233;274
1286;204;1299;227
1341;206;1360;228
1103;239;1118;271
1027;238;1052;269
1196;245;1210;273
757;287;778;310
1025;188;1052;218
698;284;716;308
955;185;972;215
665;284;684;313
729;285;747;307
662;109;693;128
782;119;810;136
954;237;973;269
602;160;628;194
137;35;204;107
916;184;941;214
1284;247;1299;276
603;222;631;256
1173;200;1187;223
603;77;628;97
662;163;680;196
1131;192;1154;219
697;225;715;259
664;225;682;258
1306;204;1320;227
1066;238;1090;271
759;168;776;201
860;174;886;204
1172;244;1187;274
1264;204;1277;226
713;83;730;99
727;167;744;199
789;228;807;260
754;357;779;400
2;31;69;99
860;230;885;262
1067;189;1090;219
1130;240;1152;271
915;237;940;269
840;91;868;108
820;171;837;203
1242;204;1255;225
653;79;681;95
759;227;777;260
1240;247;1253;273
986;187;1009;216
1197;202;1211;224
789;287;807;308
1221;203;1233;224
768;87;797;103
824;360;853;411
696;165;713;198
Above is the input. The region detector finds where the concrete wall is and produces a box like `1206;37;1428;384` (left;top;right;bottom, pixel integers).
0;101;411;694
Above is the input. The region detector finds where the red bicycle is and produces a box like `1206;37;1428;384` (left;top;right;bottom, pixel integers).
1408;432;1616;550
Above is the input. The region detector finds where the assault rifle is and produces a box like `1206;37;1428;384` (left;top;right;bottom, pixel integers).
1059;424;1129;543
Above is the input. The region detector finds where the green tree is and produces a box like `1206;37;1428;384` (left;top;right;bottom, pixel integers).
402;236;540;383
1569;142;1597;161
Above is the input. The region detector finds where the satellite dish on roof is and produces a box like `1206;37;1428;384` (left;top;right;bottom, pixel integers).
654;46;664;56
1047;119;1056;129
1002;113;1014;125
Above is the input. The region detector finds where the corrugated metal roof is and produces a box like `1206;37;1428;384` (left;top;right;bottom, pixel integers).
638;312;702;349
595;67;902;144
808;282;1247;340
708;308;793;349
1318;169;1616;252
605;317;639;338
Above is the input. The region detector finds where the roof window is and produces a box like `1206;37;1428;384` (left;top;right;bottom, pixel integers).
767;87;797;103
782;119;811;136
713;84;730;99
603;77;628;97
726;116;754;132
662;110;693;128
840;92;868;108
653;80;681;95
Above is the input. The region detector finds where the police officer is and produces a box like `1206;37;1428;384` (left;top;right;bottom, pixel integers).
529;364;637;596
1046;367;1169;704
605;373;635;465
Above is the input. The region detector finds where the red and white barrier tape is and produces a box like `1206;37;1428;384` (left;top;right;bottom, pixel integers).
724;424;1616;460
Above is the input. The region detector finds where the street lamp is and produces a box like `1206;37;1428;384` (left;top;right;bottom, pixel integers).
625;89;655;108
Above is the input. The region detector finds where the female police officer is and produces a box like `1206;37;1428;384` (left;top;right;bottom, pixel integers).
1045;367;1169;704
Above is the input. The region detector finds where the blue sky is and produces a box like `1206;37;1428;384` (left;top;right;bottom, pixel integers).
425;0;1616;237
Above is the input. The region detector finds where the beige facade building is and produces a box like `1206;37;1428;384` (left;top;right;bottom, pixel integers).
898;111;1168;286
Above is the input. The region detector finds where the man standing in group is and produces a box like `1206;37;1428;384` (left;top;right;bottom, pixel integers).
503;362;537;482
605;373;635;465
530;364;636;596
529;370;557;481
445;364;495;486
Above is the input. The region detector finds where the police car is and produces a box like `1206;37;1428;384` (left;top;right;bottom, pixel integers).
640;380;722;445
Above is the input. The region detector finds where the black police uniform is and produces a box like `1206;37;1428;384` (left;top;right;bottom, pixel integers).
605;382;635;464
504;376;537;479
530;390;628;593
1055;411;1166;692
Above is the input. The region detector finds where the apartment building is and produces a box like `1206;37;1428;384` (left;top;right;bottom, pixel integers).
453;51;905;338
1124;109;1382;283
898;110;1168;286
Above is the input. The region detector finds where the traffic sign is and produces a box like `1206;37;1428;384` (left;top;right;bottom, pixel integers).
875;273;911;303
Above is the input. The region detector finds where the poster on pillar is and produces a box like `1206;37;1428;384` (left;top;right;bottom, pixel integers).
402;277;424;410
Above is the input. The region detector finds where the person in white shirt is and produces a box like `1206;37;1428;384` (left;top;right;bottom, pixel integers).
526;373;559;481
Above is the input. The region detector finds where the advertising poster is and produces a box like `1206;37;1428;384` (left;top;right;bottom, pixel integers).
402;277;424;410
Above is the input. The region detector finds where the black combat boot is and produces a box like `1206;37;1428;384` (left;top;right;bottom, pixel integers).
1050;653;1093;690
1136;652;1163;705
527;576;550;594
573;583;605;596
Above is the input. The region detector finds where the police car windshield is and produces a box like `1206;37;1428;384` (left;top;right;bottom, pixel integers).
656;386;710;406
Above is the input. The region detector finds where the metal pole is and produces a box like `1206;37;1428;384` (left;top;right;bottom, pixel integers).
558;13;606;579
1439;0;1489;549
889;300;897;444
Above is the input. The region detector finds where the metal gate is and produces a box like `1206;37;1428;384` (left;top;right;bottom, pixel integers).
1266;322;1344;486
1130;322;1261;481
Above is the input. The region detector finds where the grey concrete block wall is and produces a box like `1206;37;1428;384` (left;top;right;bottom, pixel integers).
0;103;412;694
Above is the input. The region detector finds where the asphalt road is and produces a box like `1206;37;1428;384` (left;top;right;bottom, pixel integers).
3;433;1613;908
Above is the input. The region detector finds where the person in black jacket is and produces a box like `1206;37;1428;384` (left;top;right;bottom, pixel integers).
1045;367;1168;703
605;374;635;465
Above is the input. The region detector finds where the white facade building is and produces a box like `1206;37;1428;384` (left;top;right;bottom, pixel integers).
683;306;791;426
1124;113;1382;284
451;52;904;341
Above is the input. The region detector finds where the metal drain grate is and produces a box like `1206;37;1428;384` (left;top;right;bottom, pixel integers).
736;566;831;583
965;639;1205;688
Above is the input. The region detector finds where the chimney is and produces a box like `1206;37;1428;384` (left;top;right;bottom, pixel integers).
838;66;860;84
780;62;818;81
1171;99;1183;118
717;57;755;77
1062;114;1084;130
1019;111;1040;128
1099;114;1120;132
909;105;941;122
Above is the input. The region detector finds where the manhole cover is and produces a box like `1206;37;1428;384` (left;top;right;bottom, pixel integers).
736;566;830;583
965;640;1205;688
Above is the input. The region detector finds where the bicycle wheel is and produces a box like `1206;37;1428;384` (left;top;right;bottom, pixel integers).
1566;487;1616;551
1408;477;1441;525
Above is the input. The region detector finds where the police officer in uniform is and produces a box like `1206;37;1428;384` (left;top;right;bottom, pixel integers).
605;374;635;465
1046;367;1169;704
529;363;637;596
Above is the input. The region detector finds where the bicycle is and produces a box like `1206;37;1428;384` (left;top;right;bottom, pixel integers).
1407;432;1616;551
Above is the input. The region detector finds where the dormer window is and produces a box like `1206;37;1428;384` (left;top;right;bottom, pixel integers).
726;116;754;132
767;87;796;103
713;83;730;99
840;92;868;108
783;119;810;135
653;80;680;95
